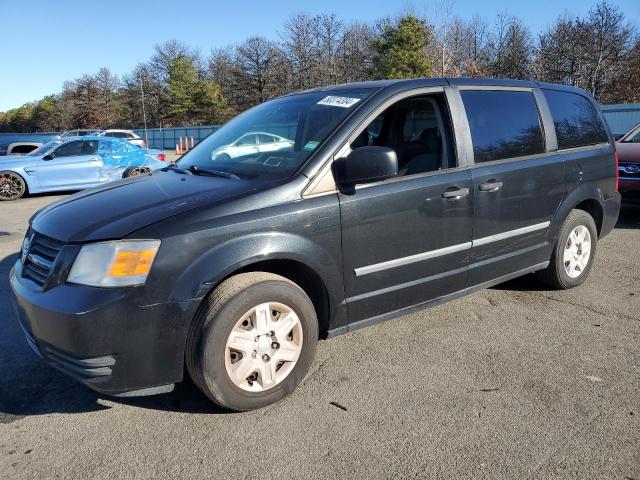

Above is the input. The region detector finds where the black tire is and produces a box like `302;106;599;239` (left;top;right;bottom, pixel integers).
536;209;598;289
0;171;26;200
186;272;318;411
214;153;231;162
122;166;150;178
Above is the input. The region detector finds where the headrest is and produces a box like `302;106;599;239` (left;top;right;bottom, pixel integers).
419;128;440;152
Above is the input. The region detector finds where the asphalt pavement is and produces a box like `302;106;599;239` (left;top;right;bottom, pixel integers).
0;194;638;479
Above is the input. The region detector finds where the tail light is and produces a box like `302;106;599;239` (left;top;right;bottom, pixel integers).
157;153;166;162
614;150;619;191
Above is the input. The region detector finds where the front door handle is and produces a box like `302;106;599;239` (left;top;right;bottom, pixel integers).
479;179;503;192
441;186;470;199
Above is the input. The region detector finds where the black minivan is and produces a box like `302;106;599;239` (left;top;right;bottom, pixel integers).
10;78;620;411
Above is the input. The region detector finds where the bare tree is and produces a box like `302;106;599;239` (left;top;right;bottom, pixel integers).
533;2;635;102
280;13;322;90
233;36;283;108
582;2;634;100
339;22;375;82
485;13;533;79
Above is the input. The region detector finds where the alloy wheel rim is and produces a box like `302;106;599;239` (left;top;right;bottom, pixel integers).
0;172;23;200
563;225;591;278
129;167;148;177
224;302;303;392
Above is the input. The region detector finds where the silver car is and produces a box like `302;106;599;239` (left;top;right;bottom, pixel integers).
212;132;294;161
0;136;165;200
96;129;146;148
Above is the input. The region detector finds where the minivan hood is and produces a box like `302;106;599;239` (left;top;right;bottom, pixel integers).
32;170;260;242
615;142;640;164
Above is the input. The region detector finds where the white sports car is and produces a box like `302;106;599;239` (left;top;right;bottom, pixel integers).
211;132;294;161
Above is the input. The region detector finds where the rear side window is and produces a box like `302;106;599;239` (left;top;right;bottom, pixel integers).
543;90;608;149
461;90;545;163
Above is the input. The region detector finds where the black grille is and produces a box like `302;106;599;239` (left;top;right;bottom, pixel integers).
22;231;64;287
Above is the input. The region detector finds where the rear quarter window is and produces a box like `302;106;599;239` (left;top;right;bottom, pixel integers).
543;90;609;149
461;90;545;163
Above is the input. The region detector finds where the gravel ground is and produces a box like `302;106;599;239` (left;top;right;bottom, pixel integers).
0;194;638;480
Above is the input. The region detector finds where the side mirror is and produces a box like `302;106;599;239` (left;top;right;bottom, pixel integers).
332;146;398;188
43;154;54;160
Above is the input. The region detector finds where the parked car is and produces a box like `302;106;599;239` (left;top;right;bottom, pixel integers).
10;78;620;411
0;136;165;200
212;131;294;161
0;133;59;156
6;141;44;155
615;122;640;198
59;129;101;138
96;129;146;147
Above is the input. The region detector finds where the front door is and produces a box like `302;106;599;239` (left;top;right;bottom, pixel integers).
37;140;102;189
338;92;474;323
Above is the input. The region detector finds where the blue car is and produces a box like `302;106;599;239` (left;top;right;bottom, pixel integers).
0;136;166;200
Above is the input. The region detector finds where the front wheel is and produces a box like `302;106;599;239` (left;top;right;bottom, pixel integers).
537;209;598;289
186;272;318;411
0;171;26;200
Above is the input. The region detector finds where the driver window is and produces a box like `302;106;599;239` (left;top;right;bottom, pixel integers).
349;94;455;177
53;141;84;158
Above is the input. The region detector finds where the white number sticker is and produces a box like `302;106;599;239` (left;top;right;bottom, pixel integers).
317;96;361;108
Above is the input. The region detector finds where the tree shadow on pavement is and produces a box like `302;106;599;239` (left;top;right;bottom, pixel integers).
0;253;226;422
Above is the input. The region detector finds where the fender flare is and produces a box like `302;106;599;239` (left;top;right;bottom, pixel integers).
550;183;605;241
169;230;345;324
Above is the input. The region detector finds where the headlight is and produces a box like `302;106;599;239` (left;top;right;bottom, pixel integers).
67;240;160;287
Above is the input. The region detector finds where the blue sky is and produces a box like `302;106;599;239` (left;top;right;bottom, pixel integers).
0;0;638;111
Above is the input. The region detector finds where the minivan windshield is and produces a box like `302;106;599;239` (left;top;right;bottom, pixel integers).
176;89;374;180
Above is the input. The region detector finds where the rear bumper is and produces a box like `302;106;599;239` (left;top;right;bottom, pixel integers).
600;193;621;238
9;261;197;396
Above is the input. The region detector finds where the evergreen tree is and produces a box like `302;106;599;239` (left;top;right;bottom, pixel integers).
372;15;433;79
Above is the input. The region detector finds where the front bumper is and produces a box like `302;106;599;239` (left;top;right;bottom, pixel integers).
10;260;196;396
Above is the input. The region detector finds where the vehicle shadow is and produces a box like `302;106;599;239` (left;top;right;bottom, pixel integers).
616;202;640;229
490;273;550;292
0;253;226;422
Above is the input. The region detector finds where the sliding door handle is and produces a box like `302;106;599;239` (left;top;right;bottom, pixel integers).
441;186;470;199
479;180;503;192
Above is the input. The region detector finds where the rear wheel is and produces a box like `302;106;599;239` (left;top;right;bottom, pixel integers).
186;272;318;411
122;166;150;178
0;171;26;200
536;209;597;289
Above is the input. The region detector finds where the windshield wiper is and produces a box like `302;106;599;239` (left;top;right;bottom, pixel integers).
164;163;188;174
188;165;240;180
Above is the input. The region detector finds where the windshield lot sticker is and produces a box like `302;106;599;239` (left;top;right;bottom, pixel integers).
317;96;361;108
